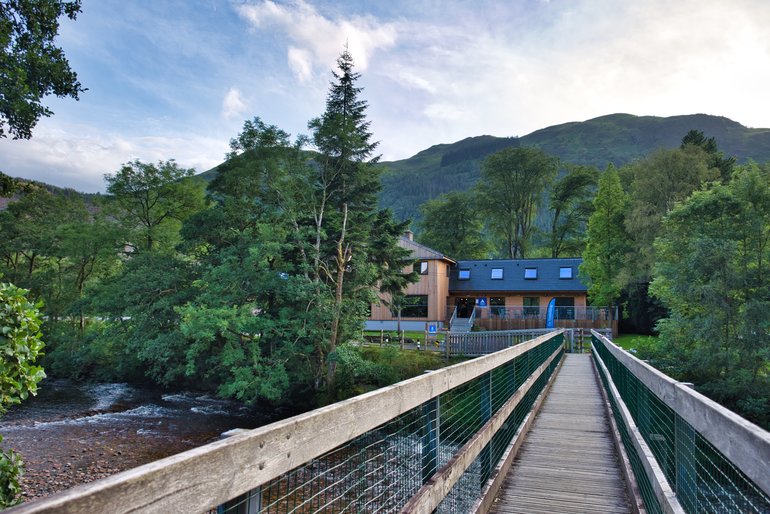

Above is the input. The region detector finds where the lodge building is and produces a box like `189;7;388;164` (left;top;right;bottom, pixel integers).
367;232;615;334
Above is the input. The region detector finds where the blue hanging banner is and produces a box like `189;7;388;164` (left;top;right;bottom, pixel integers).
546;298;556;328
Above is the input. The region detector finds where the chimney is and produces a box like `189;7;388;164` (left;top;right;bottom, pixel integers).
404;230;414;241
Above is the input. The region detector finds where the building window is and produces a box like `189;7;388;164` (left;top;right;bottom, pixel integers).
394;295;429;318
523;297;540;316
414;261;429;275
491;268;503;280
559;266;573;279
555;297;575;320
490;297;506;317
524;267;537;279
458;269;471;280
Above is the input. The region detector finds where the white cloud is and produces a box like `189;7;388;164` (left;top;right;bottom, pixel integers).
236;0;397;81
287;46;313;83
0;121;227;193
222;87;248;120
365;0;770;160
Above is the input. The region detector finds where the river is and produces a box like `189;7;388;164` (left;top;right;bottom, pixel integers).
0;379;278;503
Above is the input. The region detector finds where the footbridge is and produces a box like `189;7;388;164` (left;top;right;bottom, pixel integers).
10;331;770;513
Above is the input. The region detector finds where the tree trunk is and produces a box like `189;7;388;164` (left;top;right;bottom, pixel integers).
327;203;350;386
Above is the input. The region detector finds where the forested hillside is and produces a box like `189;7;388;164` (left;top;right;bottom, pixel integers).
379;113;770;221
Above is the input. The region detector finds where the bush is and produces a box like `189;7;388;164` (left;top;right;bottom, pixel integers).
0;281;47;507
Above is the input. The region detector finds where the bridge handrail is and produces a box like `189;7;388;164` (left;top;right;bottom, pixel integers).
447;327;611;356
12;331;565;514
591;330;770;510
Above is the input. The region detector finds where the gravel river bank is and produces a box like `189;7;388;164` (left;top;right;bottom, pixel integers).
0;379;275;503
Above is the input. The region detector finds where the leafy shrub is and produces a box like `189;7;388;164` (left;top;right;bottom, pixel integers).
0;281;46;507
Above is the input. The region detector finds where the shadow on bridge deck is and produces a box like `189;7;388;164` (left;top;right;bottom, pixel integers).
490;353;631;514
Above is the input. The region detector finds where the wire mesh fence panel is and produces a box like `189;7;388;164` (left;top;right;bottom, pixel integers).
435;354;561;514
218;335;563;514
593;334;770;514
593;347;665;514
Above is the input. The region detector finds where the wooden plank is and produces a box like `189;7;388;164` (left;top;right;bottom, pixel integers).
489;354;631;514
471;349;566;514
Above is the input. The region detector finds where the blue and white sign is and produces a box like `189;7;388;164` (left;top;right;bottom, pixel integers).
428;324;437;334
476;297;488;307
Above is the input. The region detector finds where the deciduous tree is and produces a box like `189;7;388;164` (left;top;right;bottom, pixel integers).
105;160;205;253
417;191;489;259
476;147;557;258
0;0;85;139
650;163;770;428
547;165;598;258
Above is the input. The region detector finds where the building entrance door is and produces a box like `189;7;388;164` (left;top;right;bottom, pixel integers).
455;297;474;318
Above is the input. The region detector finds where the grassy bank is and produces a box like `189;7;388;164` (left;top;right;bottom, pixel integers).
613;333;658;352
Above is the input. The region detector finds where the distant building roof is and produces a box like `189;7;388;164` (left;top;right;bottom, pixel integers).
398;236;456;264
449;258;587;293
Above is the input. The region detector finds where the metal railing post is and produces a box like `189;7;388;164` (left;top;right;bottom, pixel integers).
480;371;492;485
422;396;440;484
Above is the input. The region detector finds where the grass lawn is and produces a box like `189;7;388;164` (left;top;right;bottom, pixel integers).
363;330;445;345
614;333;658;352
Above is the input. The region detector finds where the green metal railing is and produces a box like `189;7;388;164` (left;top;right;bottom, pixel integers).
592;331;770;514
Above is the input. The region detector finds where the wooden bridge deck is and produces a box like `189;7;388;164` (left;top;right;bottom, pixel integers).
489;353;631;514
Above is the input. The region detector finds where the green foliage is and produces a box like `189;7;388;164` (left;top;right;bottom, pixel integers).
0;442;23;508
331;344;462;401
105;159;206;253
624;146;720;280
650;163;770;428
42;320;136;381
476;147;558;258
547;165;598;258
580;165;630;311
0;282;45;412
0;281;45;508
612;333;658;352
305;48;415;389
681;129;736;181
174;53;414;404
417;191;489;259
0;190;123;329
0;0;85;139
89;252;197;385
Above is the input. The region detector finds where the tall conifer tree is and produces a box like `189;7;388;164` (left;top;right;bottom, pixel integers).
309;48;413;385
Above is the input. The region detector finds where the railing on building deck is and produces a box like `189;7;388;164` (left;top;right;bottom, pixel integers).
473;306;617;335
11;331;566;514
591;330;770;514
446;327;611;357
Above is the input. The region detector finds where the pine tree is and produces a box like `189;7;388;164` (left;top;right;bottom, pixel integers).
309;48;413;386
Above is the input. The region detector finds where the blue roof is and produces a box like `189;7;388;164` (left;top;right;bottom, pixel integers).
449;258;587;293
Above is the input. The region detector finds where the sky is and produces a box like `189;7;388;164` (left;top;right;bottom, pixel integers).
2;0;770;193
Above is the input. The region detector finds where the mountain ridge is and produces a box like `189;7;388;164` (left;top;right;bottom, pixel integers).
378;113;770;221
4;113;770;220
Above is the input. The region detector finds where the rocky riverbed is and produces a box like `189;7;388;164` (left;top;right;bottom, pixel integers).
0;380;274;503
